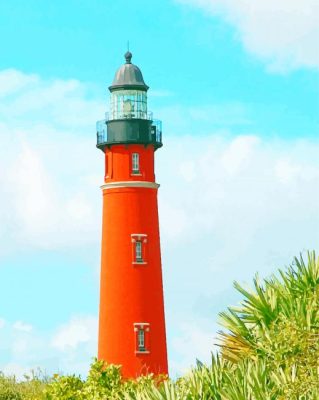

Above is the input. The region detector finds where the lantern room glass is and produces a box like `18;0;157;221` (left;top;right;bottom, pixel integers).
110;90;147;120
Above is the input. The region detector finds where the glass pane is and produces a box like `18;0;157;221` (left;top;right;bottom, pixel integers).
138;329;145;349
110;90;147;120
132;153;139;172
135;241;142;260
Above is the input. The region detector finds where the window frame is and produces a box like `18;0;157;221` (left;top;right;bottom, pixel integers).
131;152;141;175
131;234;148;265
134;323;150;354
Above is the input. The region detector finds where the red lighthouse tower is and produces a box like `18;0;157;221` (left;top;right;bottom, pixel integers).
96;51;168;378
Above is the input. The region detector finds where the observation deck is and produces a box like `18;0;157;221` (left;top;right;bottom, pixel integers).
96;112;162;152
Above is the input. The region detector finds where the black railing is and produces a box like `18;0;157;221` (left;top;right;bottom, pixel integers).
151;119;162;144
105;111;153;121
96;117;162;148
96;119;107;146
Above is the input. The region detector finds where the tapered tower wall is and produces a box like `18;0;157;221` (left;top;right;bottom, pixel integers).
98;144;168;378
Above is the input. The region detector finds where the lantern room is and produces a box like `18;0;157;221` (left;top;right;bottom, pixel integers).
109;89;147;120
96;51;162;151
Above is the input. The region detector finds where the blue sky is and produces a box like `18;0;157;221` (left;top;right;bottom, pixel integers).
0;0;318;377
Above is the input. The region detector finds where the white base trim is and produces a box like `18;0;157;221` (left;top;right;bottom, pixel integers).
101;181;160;190
132;261;147;265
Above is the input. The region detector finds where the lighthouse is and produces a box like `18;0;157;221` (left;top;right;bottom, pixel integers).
96;51;168;378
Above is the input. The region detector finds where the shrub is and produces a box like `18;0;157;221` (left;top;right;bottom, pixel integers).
2;251;319;399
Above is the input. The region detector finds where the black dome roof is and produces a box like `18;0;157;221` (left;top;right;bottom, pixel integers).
109;52;149;91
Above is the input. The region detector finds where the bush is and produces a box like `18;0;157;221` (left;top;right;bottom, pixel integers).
0;372;47;400
2;251;319;399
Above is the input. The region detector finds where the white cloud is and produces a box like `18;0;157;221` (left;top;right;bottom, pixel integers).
0;363;31;378
158;133;319;300
13;321;33;333
51;316;97;351
176;0;319;71
0;134;101;251
169;319;217;377
0;316;97;379
220;135;260;175
159;135;319;244
0;69;103;253
0;69;38;98
274;158;302;183
178;160;197;182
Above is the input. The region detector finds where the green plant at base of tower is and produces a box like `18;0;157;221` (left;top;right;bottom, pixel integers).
1;251;319;399
0;371;47;400
44;374;83;400
43;360;163;400
218;251;319;399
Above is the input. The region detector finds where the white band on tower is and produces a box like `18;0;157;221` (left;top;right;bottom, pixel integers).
101;181;160;190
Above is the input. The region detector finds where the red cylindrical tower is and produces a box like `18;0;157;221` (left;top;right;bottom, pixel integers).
96;51;168;378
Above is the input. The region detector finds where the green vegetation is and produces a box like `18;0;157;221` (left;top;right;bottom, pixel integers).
1;252;318;399
0;372;46;400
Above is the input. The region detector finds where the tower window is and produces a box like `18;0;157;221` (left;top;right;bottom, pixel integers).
131;234;148;265
137;329;145;351
134;323;150;354
135;241;142;262
132;153;140;174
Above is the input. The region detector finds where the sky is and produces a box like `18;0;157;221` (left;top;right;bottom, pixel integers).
0;0;318;378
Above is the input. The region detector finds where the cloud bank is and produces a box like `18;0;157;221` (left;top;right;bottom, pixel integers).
0;70;103;253
176;0;319;71
0;316;97;379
